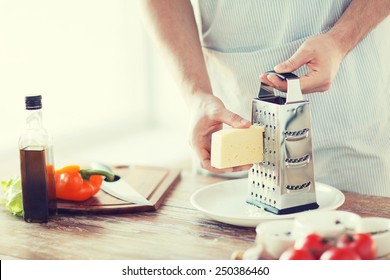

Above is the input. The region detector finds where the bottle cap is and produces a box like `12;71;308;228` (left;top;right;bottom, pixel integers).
25;95;42;110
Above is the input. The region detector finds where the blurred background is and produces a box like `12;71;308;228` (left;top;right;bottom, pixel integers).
0;0;191;178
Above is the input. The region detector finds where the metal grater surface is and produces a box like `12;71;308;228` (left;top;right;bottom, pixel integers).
247;71;319;215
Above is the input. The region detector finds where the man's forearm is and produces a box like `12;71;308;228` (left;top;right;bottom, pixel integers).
328;0;390;56
138;0;213;103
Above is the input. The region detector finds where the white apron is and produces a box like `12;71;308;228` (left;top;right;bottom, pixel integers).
191;0;390;196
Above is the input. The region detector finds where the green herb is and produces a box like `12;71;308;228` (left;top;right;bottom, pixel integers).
1;176;23;217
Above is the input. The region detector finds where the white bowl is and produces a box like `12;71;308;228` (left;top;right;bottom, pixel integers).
256;220;301;259
294;210;361;238
356;217;390;258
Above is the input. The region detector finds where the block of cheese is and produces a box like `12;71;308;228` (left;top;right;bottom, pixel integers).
210;125;265;169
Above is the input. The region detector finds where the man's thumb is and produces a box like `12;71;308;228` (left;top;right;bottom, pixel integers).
274;47;311;73
219;108;251;128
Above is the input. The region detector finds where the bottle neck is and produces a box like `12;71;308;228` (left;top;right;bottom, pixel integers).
26;109;43;129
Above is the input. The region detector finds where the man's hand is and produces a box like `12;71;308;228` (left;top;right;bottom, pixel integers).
259;34;346;94
188;93;252;174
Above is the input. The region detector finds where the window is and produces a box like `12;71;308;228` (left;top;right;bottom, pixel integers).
0;0;190;175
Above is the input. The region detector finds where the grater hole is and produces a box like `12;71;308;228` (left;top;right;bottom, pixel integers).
284;128;309;137
285;154;310;164
273;200;276;204
286;182;311;190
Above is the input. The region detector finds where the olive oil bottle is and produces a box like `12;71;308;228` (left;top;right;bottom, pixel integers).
19;95;57;223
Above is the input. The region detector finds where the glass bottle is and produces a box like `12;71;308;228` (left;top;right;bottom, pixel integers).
19;95;57;223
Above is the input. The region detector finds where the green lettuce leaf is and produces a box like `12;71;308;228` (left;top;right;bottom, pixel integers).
1;176;23;217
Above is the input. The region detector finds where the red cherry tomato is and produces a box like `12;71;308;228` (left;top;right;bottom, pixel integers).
337;233;377;260
320;247;361;260
294;233;331;259
279;248;315;260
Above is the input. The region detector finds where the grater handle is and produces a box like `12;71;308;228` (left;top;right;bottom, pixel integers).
265;71;298;80
262;71;304;104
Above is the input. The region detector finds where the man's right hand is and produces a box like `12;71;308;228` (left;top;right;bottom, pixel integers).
188;93;252;174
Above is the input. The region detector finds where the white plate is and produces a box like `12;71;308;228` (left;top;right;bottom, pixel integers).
190;178;345;227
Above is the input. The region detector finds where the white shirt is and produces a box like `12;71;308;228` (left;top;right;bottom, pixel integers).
191;0;390;196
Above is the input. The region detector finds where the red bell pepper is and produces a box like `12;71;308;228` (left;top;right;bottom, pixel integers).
55;165;115;201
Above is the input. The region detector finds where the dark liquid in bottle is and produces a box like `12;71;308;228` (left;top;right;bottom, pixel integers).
20;148;49;223
46;164;57;215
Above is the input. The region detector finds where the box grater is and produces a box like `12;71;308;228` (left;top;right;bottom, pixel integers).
247;71;319;215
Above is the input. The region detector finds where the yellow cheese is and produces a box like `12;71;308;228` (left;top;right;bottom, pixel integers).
210;125;265;169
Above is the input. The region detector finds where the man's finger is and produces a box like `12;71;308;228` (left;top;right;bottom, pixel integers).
274;47;312;73
218;108;251;128
299;71;331;93
267;74;288;92
231;164;253;172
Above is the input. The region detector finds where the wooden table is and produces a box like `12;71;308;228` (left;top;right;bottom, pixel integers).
0;171;389;260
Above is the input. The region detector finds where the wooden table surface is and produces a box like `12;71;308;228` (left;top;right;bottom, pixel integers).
0;171;389;260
